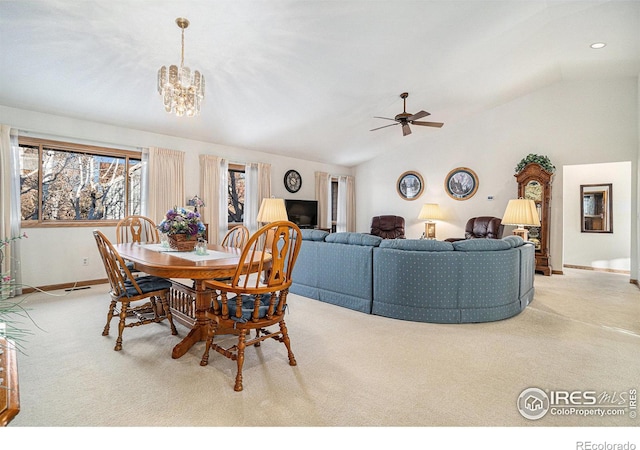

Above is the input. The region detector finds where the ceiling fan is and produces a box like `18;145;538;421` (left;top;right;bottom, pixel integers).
370;92;444;136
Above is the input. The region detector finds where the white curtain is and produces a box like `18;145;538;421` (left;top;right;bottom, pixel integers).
346;175;356;231
0;126;23;296
258;163;271;208
315;171;332;229
336;175;356;232
199;154;227;245
218;159;228;242
147;147;185;224
244;163;258;234
244;162;271;234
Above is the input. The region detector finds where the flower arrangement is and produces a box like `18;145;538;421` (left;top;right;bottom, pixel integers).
157;207;206;238
515;154;556;174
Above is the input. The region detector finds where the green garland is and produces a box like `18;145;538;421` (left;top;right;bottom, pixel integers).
515;154;555;174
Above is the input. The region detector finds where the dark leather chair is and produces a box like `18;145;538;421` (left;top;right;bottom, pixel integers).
370;215;405;239
445;216;504;242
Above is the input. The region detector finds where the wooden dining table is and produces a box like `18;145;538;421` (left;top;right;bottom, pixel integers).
114;242;269;359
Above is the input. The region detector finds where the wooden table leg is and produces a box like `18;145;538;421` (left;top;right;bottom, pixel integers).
171;280;209;359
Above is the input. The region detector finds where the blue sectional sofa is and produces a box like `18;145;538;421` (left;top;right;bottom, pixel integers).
290;231;535;323
290;230;383;313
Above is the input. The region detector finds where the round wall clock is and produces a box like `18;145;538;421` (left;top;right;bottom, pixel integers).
284;169;302;193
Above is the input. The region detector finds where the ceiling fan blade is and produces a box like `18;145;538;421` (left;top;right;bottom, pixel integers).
411;120;444;128
370;123;399;132
402;123;412;136
373;116;397;122
407;110;430;121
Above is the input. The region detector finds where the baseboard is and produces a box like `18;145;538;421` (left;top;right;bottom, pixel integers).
562;264;631;275
631;279;639;288
21;278;108;294
551;269;564;275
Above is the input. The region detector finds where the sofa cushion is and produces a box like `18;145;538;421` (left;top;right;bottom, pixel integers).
300;229;330;241
325;232;383;247
452;238;512;252
379;239;454;252
502;235;525;248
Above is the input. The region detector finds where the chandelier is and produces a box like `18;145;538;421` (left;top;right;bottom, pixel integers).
157;18;205;117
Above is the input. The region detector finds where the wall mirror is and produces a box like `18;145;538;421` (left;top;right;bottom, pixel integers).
581;183;612;233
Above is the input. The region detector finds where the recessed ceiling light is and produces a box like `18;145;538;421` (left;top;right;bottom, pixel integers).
590;42;606;49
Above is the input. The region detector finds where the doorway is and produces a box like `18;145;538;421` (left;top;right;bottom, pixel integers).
562;162;631;275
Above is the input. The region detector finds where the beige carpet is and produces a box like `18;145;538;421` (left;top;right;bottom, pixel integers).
4;268;639;442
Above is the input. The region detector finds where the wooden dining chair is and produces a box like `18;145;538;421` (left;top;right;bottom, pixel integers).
115;215;160;244
93;230;177;351
211;225;251;284
200;221;302;391
221;224;250;249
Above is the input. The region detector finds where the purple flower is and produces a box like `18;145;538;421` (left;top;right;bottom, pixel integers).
157;207;204;238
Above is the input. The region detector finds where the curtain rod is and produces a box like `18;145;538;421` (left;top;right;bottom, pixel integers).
18;129;143;153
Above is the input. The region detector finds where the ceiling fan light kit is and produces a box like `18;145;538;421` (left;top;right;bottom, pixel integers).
371;92;443;136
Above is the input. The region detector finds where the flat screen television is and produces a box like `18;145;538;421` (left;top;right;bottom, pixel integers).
285;199;318;229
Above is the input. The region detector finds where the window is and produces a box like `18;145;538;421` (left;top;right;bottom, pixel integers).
19;137;142;225
331;178;338;232
228;164;245;224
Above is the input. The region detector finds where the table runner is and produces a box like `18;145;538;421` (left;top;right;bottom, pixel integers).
140;244;233;262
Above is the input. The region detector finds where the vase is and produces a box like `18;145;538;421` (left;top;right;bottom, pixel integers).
167;234;197;252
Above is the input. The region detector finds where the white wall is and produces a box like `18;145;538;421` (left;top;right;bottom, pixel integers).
355;78;639;276
1;106;352;287
2;77;639;287
563;162;631;271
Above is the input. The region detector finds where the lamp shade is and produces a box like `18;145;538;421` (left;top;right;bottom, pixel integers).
187;195;205;208
418;203;442;220
257;198;288;223
502;199;541;227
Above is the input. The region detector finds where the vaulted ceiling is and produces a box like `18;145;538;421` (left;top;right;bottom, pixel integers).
1;1;638;167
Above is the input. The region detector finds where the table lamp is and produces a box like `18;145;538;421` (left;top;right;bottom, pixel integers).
187;195;205;213
257;198;288;224
501;198;540;241
418;203;442;240
256;198;289;280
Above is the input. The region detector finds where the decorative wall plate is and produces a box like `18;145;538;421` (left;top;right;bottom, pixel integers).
445;167;478;200
397;171;424;201
284;169;302;193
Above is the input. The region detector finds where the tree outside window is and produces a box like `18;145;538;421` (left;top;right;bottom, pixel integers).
19;138;141;223
228;165;245;224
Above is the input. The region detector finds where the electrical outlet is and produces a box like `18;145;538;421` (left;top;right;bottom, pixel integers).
82;257;89;266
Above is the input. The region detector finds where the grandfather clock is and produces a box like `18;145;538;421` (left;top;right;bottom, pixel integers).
515;163;553;276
